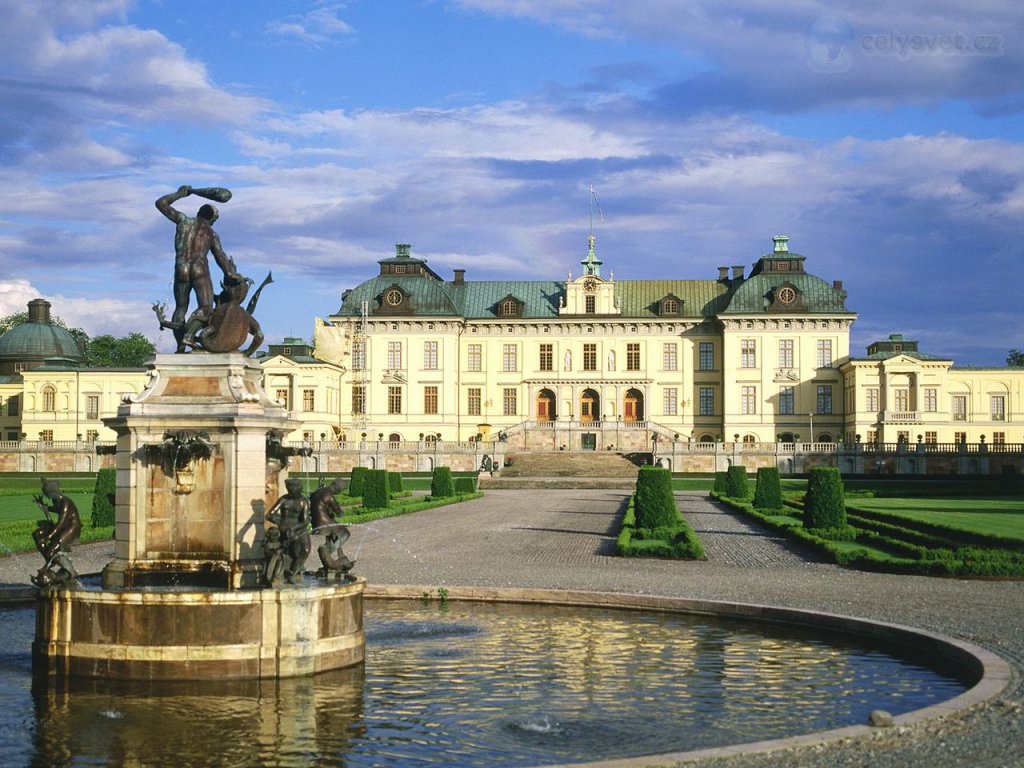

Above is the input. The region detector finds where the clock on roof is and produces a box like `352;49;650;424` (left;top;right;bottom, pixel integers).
583;277;598;293
384;289;403;307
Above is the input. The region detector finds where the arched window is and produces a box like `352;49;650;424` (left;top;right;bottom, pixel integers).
699;434;715;443
662;298;678;314
742;434;757;444
501;299;519;317
42;386;56;413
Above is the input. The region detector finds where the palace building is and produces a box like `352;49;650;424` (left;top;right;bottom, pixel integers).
2;236;1022;469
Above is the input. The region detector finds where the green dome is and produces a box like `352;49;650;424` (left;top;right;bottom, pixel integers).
0;299;84;368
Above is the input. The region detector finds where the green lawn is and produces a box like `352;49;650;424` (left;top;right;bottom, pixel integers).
850;497;1024;541
0;493;95;524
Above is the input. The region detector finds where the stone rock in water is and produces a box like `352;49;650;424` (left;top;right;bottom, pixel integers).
868;709;894;727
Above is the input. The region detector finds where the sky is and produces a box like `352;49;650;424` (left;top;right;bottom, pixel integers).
0;0;1021;365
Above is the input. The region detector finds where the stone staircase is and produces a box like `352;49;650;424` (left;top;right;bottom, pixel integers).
480;451;642;489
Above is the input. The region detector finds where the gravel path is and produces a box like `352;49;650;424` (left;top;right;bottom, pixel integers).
4;489;1022;767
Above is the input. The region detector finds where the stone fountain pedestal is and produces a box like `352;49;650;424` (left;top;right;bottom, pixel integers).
33;353;365;680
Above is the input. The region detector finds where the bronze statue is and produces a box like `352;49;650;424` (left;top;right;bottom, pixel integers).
310;479;354;579
155;185;239;353
265;478;311;585
31;479;82;588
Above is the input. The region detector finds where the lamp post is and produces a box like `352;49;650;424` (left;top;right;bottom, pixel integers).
808;412;814;445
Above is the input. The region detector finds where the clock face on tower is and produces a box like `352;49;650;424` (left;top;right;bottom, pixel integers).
385;289;403;307
583;277;598;293
777;286;797;305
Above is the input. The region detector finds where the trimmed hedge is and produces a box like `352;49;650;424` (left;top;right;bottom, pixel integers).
388;472;404;494
348;466;370;498
91;467;116;528
804;467;847;530
725;465;750;499
362;469;391;510
635;466;677;529
753;467;783;510
431;466;455;498
454;476;477;494
712;472;728;495
616;494;705;560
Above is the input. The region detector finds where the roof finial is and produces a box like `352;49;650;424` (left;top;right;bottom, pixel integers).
583;184;605;277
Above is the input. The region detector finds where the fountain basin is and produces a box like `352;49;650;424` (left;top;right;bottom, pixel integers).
33;577;365;680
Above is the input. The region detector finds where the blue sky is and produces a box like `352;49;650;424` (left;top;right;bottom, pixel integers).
0;0;1021;364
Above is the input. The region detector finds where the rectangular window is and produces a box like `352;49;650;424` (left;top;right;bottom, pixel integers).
585;295;596;314
302;389;315;412
699;387;715;416
275;388;289;409
42;388;56;412
894;388;910;413
86;395;100;420
663;343;678;371
992;431;1005;445
39;430;54;443
7;395;18;417
741;385;757;415
779;386;794;415
583;343;597;371
816;385;833;414
740;339;756;368
387;341;403;369
86;430;99;442
424;385;438;415
955;431;966;443
303;430;314;443
467;388;481;416
502;344;518;372
351;340;366;370
663;388;678;416
816;339;833;368
539;343;553;372
387;386;402;415
423;341;438;370
698;342;714;371
467;343;482;372
778;339;794;369
502;387;517;416
952;395;967;421
923;387;937;413
924;431;937;444
351;385;365;416
626;343;640;371
991;395;1006;421
866;430;877;445
866;387;879;412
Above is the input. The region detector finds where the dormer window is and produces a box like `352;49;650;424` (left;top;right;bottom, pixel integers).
395;264;407;274
496;294;524;318
658;294;683;316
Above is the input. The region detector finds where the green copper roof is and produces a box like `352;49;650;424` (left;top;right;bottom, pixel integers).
720;272;851;314
0;322;84;364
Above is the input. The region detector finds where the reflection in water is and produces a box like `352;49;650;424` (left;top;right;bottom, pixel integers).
2;601;967;768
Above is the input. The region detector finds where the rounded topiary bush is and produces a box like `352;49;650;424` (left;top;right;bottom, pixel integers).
712;472;728;495
454;476;477;494
753;467;783;510
348;466;370;497
91;467;116;528
431;466;455;498
635;466;678;529
388;471;404;494
804;467;847;530
362;469;391;510
725;465;750;499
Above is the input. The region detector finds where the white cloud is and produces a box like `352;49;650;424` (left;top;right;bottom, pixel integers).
266;3;355;45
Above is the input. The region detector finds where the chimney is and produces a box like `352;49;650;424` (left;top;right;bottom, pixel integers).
833;280;843;291
731;265;745;281
395;243;411;259
718;266;730;282
773;235;789;253
27;299;51;324
453;269;465;286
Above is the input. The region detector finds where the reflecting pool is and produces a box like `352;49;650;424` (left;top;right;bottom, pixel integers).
0;599;967;767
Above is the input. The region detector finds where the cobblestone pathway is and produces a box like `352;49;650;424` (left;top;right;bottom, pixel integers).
676;491;826;567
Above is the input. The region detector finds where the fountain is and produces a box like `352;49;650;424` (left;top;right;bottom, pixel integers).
32;184;364;680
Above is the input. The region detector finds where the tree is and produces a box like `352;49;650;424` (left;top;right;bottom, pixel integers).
1008;349;1024;367
85;333;156;367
